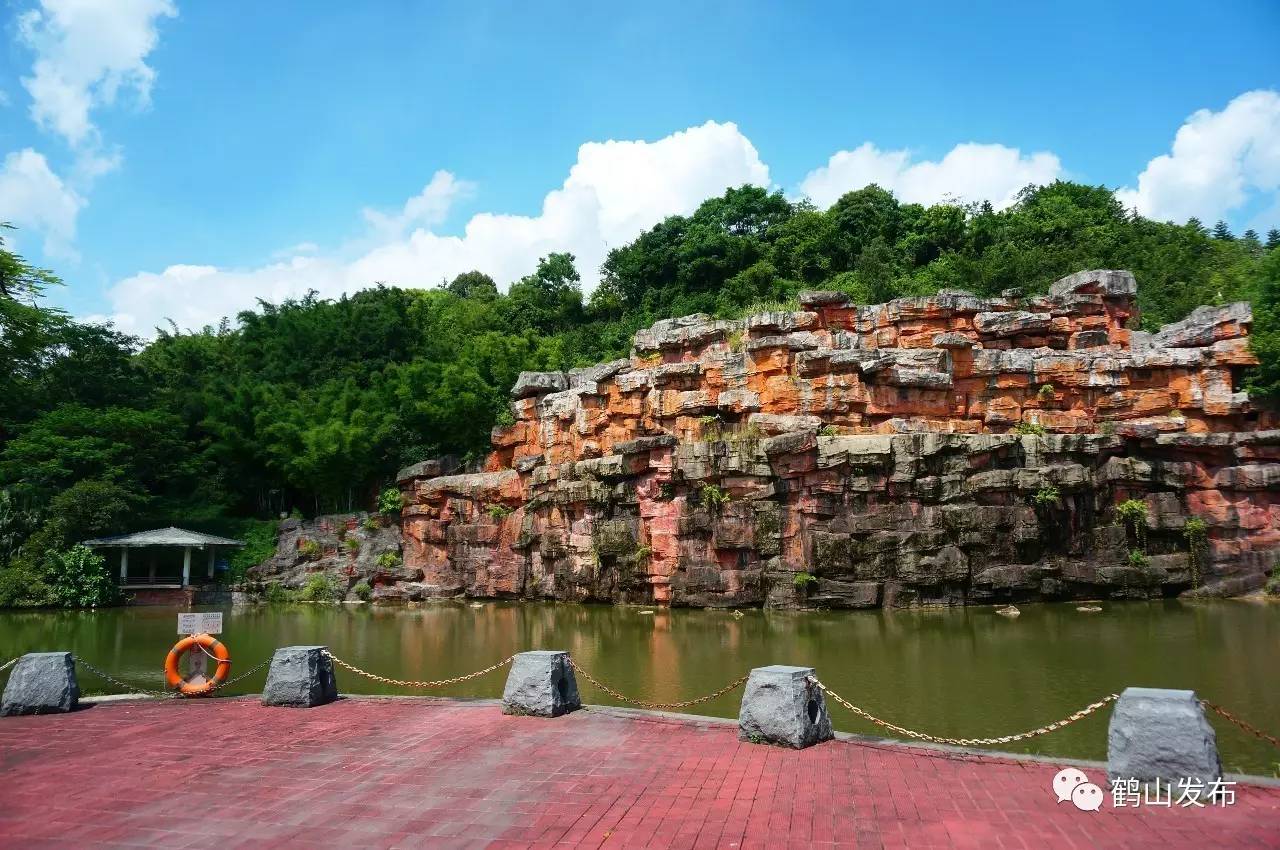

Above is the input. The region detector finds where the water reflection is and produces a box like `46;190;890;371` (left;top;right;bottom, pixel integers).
1;599;1276;774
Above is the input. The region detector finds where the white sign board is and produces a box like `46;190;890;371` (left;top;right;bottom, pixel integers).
177;612;223;635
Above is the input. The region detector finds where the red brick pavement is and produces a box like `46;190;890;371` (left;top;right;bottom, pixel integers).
0;697;1277;849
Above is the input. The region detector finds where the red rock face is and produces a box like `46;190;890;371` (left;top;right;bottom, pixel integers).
399;271;1279;608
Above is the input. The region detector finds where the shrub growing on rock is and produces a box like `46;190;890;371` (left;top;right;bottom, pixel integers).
378;488;405;515
1117;499;1148;550
1183;517;1209;587
1033;486;1061;506
793;571;818;591
352;579;372;601
299;573;341;602
699;484;730;511
264;582;294;604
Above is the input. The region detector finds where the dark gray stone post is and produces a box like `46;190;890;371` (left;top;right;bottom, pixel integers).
1;652;79;716
1107;687;1221;783
738;665;833;748
261;646;338;707
502;650;580;717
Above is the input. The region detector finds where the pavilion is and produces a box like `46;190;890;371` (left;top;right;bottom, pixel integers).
84;527;244;589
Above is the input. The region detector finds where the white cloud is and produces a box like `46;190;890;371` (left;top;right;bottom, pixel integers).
0;148;85;259
1116;90;1280;225
361;170;476;239
18;0;176;148
5;0;175;264
798;142;1062;210
99;121;770;336
101;257;349;335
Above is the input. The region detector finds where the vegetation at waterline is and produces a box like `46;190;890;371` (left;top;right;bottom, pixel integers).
1;182;1279;606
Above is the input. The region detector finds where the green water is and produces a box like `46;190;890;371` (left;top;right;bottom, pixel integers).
2;599;1277;775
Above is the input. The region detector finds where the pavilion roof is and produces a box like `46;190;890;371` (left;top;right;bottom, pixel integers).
83;526;245;548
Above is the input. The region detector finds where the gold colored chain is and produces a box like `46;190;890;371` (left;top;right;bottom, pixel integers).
323;651;514;688
811;677;1118;747
1202;700;1280;749
0;657;19;674
568;658;749;710
75;655;272;699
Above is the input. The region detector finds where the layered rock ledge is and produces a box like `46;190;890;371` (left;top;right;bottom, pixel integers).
397;271;1279;608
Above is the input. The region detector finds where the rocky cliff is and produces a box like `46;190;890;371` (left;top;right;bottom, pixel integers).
397;270;1280;608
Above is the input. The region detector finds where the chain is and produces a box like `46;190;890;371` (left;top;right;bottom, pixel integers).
75;655;273;699
75;656;180;699
205;657;272;694
1202;700;1280;749
811;677;1118;747
0;657;19;675
324;651;515;688
568;658;749;710
47;650;1280;750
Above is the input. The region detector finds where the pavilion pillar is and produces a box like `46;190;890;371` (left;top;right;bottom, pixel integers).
119;548;128;582
182;547;191;587
207;548;215;579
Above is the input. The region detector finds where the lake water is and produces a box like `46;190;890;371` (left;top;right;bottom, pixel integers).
2;599;1277;775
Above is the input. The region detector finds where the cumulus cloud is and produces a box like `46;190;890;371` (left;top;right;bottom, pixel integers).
361;170;476;239
4;0;176;264
1116;90;1280;225
798;142;1062;210
0;148;85;259
18;0;176;148
99;258;349;334
99;121;770;336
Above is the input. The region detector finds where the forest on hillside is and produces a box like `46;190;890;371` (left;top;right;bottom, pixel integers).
2;181;1280;606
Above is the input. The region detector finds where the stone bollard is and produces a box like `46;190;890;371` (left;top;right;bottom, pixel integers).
738;665;833;749
502;651;581;717
1;652;79;716
1107;687;1221;784
261;646;338;708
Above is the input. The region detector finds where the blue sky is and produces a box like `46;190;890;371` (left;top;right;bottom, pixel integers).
1;1;1278;334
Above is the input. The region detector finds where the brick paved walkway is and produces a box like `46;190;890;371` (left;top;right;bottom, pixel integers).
0;697;1277;848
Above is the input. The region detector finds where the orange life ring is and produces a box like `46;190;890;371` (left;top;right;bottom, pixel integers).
164;633;231;696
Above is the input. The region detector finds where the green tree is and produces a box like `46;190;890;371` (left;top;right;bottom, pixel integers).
47;545;120;608
1246;246;1280;400
504;253;584;333
446;270;499;300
